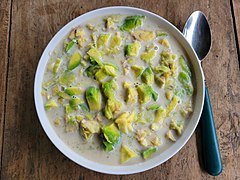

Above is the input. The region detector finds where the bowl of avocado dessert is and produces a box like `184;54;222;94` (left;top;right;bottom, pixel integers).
34;6;204;174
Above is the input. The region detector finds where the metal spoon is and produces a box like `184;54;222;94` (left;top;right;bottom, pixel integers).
183;11;222;176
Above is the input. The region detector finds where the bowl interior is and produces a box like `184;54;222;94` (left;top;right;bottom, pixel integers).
34;6;204;175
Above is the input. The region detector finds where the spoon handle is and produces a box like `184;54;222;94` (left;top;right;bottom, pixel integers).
200;85;222;176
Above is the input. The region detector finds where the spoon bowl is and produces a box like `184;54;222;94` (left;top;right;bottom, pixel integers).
183;11;211;61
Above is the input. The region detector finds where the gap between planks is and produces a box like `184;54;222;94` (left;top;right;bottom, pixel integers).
0;0;13;174
230;0;240;68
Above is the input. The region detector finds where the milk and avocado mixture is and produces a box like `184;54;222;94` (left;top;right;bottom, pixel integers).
41;15;194;165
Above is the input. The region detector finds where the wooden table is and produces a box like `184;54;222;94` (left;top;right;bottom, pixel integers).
0;0;239;179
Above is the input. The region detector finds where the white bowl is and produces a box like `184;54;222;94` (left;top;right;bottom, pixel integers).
34;6;205;175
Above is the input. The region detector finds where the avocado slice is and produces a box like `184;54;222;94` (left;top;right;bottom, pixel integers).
68;51;81;70
86;86;101;111
44;99;58;110
120;15;145;32
58;71;75;86
141;67;154;85
131;65;143;77
120;145;137;163
102;123;120;151
142;147;157;159
125;41;140;57
97;34;110;48
64;87;82;96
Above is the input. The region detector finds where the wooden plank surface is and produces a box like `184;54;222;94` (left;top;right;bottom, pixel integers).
232;0;240;56
0;0;11;169
1;0;239;179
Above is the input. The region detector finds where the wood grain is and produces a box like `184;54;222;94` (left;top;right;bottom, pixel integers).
0;0;11;169
1;0;239;179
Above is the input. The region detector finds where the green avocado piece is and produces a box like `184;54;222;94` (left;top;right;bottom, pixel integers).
120;15;145;32
102;79;117;98
53;58;61;74
68;51;81;70
125;41;140;57
147;103;160;111
110;32;122;48
120;144;137;163
137;84;152;104
58;71;75;86
179;55;191;76
84;65;101;78
141;67;154;85
57;91;71;100
131;65;143;77
104;97;122;119
97;34;110;48
87;48;102;65
102;123;120;151
65;39;77;52
140;50;156;64
64;87;82;96
69;97;83;107
86;86;101;111
142;147;157;159
65;104;73;114
44;99;58;110
166;96;180;116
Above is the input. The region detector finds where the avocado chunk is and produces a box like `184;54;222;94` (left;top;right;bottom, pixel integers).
68;51;81;70
147;103;160;111
102;79;117;98
120;145;137;163
44;99;58;110
178;71;193;96
102;123;120;151
141;50;156;64
120;15;145;32
65;115;78;132
137;84;152;104
53;58;61;74
65;104;73;114
115;112;136;134
64;87;82;96
95;64;117;82
142;147;157;159
110;32;122;48
154;108;166;123
105;17;114;29
156;31;168;37
169;119;183;135
97;34;110;48
179;55;192;76
132;30;155;41
65;39;77;52
104;97;122;119
87;48;102;65
159;38;170;48
141;67;154;85
58;71;75;86
84;65;101;78
86;86;101;111
166;96;180;116
57;91;71;100
126;87;138;104
131;65;143;77
160;50;174;62
125;41;141;57
69;97;82;106
166;130;176;142
80;119;100;140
